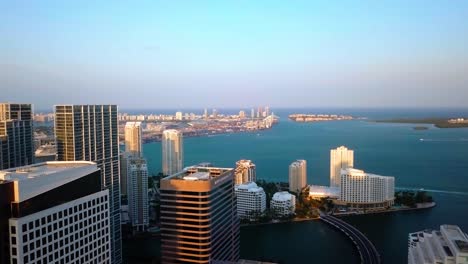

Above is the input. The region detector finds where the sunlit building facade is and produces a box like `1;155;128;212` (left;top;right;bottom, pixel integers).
54;104;121;264
330;146;354;188
124;122;143;156
234;159;256;185
289;160;307;193
235;182;266;220
162;129;183;176
339;168;394;209
160;166;240;263
270;191;296;217
0;103;34;170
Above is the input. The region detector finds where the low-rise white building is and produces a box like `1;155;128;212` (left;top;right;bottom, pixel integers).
270;191;296;217
339;168;395;209
408;225;468;264
235;182;266;220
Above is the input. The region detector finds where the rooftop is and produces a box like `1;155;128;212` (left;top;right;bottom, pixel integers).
0;161;99;202
341;167;394;180
35;144;57;157
165;166;233;182
272;191;294;202
236;182;264;192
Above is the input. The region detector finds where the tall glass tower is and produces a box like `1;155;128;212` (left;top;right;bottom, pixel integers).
54;105;122;264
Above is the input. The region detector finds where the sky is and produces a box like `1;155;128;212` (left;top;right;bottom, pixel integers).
1;0;468;110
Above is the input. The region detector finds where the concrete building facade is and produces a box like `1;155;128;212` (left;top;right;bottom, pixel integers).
162;129;183;176
330;146;354;188
235;182;266;220
289;160;307;193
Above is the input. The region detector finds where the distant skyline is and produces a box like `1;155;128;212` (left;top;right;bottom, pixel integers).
1;1;468;109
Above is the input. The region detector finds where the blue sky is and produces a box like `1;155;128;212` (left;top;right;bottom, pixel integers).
1;1;467;110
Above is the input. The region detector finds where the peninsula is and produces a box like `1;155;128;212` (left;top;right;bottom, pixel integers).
374;117;468;128
289;114;353;122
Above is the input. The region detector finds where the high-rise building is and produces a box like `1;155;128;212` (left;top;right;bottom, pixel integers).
54;105;122;264
0;161;111;264
162;129;183;176
239;110;246;119
204;108;208;119
234;159;256;185
271;191;296;217
212;109;218;118
175;111;183;121
251;108;255;119
0;103;34;170
120;152;130;196
339;168;395;209
408;225;468;264
160;166;240;263
235;182;266;220
289;160;307;193
124;122;143;156
330;146;354;187
126;157;149;232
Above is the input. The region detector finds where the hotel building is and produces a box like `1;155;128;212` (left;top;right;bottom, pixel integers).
126;157;149;232
160;166;240;264
162;129;183;176
330;146;354;188
0;162;111;264
408;225;468;264
339;168;395;210
289;160;307;193
0;103;34;170
234;160;256;185
235;182;266;220
54;105;121;263
270;192;296;217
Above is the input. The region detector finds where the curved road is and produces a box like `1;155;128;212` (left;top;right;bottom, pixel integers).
321;214;381;264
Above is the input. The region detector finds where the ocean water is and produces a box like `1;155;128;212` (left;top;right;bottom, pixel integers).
125;108;468;264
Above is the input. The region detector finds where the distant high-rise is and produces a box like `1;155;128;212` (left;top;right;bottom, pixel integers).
54;105;122;264
160;166;240;263
239;110;246;119
251;108;255;119
125;121;143;156
330;146;354;187
127;157;149;232
204;108;208;119
0;161;111;264
0;103;34;169
289;160;307;193
175;111;183;121
162;129;183;176
234;159;256;185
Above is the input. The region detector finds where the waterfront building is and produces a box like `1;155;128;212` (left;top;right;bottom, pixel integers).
239;110;246;119
0;161;111;264
408;225;468;264
271;191;296;217
126;157;149;232
54;104;121;263
330;146;354;187
160;166;240;263
235;182;266;220
175;111;183;121
289;160;307;193
204;108;208;119
339;168;395;210
235;159;256;185
124;122;143;156
0;103;34;170
251;108;255;119
162;129;183;176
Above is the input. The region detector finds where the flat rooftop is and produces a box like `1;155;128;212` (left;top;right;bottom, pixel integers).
165;166;233;182
0;161;99;202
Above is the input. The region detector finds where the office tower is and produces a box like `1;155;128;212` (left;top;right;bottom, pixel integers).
330;146;354;187
204;108;208;119
270;192;296;217
339;168;395;210
120;152;130;196
408;225;468;264
0;103;34;169
235;182;266;220
160;166;240;263
54;105;121;264
234;159;256;185
175;111;183;121
162;129;183;176
0;161;111;264
126;157;149;232
212;109;217;118
257;107;262;118
289;160;307;193
251;108;255;119
265;106;270;117
124;122;143;156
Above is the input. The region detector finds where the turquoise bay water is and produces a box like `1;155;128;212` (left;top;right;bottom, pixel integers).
127;109;468;264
